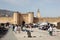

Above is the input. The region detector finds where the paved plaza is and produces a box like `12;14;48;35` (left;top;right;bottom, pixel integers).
13;28;60;40
0;28;17;40
0;28;60;40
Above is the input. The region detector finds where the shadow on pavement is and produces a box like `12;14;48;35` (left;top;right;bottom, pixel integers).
0;27;8;38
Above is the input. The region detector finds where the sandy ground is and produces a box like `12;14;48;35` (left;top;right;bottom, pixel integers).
13;28;60;40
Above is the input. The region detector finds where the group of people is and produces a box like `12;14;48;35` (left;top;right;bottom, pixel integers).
13;22;54;36
8;21;54;36
10;21;26;33
39;23;54;36
13;25;21;33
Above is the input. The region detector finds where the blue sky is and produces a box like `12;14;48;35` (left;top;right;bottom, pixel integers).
0;0;60;17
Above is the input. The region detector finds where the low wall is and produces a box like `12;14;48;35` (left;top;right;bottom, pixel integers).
0;17;13;24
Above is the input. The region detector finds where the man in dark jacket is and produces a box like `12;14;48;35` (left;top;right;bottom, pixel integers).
21;21;25;31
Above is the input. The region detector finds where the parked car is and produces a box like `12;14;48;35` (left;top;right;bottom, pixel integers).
39;22;50;30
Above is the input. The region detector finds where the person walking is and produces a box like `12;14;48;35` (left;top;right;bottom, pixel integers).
48;25;53;36
17;25;21;33
21;21;25;31
14;25;18;33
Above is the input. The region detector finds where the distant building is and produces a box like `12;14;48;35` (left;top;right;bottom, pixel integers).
0;9;60;26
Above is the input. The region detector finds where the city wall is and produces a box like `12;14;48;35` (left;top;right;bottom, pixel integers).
0;12;60;25
0;17;13;24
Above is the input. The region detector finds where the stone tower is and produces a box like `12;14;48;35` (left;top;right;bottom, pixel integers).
13;12;19;24
28;12;34;24
37;9;41;18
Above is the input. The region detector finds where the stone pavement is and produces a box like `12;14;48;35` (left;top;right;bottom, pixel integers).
13;28;60;40
0;28;60;40
0;28;17;40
